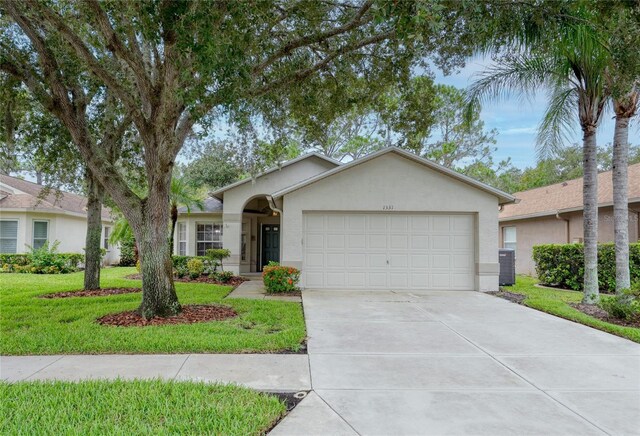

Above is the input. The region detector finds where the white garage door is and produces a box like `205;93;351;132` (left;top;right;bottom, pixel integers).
303;213;475;290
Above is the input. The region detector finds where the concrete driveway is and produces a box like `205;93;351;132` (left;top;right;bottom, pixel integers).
272;289;640;436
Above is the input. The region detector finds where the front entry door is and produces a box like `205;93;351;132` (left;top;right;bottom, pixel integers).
261;225;280;270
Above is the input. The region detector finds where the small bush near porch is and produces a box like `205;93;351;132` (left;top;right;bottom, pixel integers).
263;263;300;294
0;267;305;355
0;380;286;435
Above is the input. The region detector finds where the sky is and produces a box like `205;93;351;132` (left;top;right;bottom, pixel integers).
433;57;626;169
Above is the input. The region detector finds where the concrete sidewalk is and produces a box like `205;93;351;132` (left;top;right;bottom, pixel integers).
0;354;311;391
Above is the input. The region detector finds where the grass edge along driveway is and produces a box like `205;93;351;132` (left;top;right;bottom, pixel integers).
0;379;286;435
502;275;640;344
0;267;306;355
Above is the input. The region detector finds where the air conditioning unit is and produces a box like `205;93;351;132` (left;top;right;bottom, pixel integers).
498;249;516;286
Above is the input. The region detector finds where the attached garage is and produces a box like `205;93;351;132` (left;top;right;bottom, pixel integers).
270;148;514;292
303;212;475;290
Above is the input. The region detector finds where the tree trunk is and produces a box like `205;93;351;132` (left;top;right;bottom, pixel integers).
582;128;599;304
612;113;631;293
132;171;180;318
169;203;177;256
84;170;103;290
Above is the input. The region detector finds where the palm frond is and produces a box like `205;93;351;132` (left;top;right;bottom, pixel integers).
536;86;577;159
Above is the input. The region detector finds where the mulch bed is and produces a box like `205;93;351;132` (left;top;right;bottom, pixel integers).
266;291;302;297
97;304;238;327
41;287;141;299
487;290;526;304
126;273;246;287
570;303;640;328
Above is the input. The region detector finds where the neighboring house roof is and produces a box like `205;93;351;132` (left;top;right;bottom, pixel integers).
177;197;223;214
210;152;341;198
271;146;516;204
0;174;112;220
500;162;640;221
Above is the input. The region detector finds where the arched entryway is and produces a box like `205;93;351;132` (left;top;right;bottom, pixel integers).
239;195;281;273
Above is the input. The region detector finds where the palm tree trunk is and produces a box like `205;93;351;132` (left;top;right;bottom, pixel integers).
582;128;599;304
612;92;637;293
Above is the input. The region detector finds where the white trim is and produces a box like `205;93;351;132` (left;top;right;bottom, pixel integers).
210;152;341;198
271;147;516;204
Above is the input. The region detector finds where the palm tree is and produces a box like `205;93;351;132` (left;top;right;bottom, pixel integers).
169;177;204;256
611;87;638;293
467;24;609;304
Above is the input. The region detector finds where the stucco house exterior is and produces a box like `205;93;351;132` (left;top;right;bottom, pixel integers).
499;163;640;276
176;147;515;291
0;174;120;265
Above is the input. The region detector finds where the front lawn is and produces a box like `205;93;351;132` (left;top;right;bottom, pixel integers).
0;267;306;355
0;380;285;435
502;276;640;343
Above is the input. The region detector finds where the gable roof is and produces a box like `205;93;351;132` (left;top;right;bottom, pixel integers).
210;152;341;198
271;146;516;204
499;162;640;221
0;174;112;220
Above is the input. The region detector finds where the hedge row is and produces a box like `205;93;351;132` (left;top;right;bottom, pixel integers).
0;252;84;274
533;243;640;292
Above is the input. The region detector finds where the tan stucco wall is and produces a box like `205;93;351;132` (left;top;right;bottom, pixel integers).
500;202;640;276
0;211;119;265
281;153;502;291
220;156;337;272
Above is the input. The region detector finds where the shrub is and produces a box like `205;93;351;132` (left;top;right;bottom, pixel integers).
206;249;231;271
118;236;137;266
262;262;300;293
1;242;83;274
217;271;234;283
600;282;640;320
533;243;640;292
186;258;205;279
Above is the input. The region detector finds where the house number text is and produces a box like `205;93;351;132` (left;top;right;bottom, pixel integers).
382;205;394;210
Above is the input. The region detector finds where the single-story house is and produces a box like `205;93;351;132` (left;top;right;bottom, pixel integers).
499;163;640;276
176;147;515;291
0;174;120;265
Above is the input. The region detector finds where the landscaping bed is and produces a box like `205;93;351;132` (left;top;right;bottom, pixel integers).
570;303;640;328
97;304;238;327
40;287;141;298
0;380;286;435
126;273;246;287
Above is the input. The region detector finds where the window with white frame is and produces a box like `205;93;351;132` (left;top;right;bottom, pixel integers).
32;220;49;249
196;223;222;256
103;226;110;249
503;226;517;251
178;222;187;256
0;220;18;253
241;221;247;262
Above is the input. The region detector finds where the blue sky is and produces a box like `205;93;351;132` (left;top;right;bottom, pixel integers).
434;57;623;169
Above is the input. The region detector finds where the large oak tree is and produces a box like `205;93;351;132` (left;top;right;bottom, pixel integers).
1;0;475;317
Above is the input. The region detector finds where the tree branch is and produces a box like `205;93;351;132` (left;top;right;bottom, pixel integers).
252;0;375;76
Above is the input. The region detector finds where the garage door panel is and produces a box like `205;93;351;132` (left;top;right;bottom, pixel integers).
368;234;387;249
326;234;345;249
303;213;475;290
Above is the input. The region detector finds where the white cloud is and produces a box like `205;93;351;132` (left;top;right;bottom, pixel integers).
500;126;538;135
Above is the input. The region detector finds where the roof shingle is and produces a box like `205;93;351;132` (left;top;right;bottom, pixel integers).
499;163;640;220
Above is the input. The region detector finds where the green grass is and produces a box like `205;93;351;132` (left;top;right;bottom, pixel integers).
0;379;286;435
0;267;306;355
503;275;640;343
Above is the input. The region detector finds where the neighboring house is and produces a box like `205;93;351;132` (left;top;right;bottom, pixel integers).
499;163;640;276
0;174;120;265
176;147;515;291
